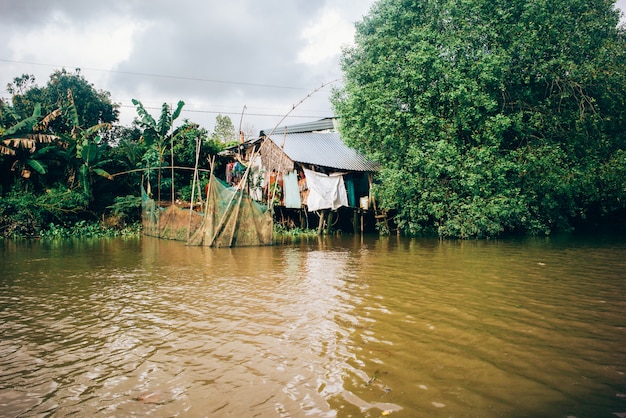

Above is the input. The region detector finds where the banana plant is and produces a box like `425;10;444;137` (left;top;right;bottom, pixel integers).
64;89;112;200
1;103;60;182
1;103;59;156
132;98;185;203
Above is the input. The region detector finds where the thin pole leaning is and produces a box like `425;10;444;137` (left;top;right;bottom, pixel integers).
111;166;212;178
208;148;258;247
186;135;202;241
264;79;340;210
268;128;288;209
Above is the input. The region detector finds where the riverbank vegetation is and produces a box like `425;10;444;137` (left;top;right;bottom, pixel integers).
0;70;227;238
333;0;626;238
3;0;626;239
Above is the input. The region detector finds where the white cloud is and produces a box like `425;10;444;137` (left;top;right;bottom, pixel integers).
298;8;355;66
0;0;380;132
7;11;147;86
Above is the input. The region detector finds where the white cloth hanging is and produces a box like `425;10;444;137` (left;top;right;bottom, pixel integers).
303;168;348;212
283;170;301;208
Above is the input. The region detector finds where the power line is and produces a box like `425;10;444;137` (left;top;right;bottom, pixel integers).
1;59;337;123
1;91;330;120
118;104;328;119
0;58;313;91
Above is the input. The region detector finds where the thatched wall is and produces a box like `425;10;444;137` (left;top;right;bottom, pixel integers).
259;137;294;173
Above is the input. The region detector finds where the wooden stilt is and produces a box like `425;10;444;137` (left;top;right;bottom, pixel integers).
326;211;333;235
317;210;326;235
361;209;364;233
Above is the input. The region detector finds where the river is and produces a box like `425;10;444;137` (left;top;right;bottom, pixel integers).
1;234;625;417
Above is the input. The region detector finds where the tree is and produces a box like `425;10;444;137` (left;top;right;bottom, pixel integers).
8;69;119;134
62;89;113;201
132;99;185;203
2;69;121;199
211;114;237;144
172;121;221;168
332;0;626;237
1;70;135;236
101;124;145;205
5;74;36;96
171;120;223;201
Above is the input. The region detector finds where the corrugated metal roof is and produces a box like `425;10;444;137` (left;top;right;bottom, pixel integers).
260;118;336;136
266;132;379;172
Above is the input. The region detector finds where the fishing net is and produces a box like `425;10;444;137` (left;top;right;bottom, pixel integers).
141;186;204;242
142;174;273;247
187;174;274;247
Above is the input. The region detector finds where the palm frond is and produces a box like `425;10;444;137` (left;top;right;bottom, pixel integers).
172;100;185;121
83;123;112;139
26;159;47;175
1;142;16;155
93;168;113;180
157;103;172;137
3;114;39;136
37;108;62;131
0;134;58;153
1;137;35;152
29;133;58;143
66;89;80;129
132;99;157;127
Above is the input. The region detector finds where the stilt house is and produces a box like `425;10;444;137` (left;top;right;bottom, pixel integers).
219;117;381;233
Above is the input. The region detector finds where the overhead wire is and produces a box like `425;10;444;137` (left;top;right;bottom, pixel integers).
116;103;327;119
0;59;336;120
0;58;313;91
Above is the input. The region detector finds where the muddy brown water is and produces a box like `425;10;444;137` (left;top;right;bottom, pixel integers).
1;234;625;417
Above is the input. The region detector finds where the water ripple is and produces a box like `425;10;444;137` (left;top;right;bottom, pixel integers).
1;236;625;416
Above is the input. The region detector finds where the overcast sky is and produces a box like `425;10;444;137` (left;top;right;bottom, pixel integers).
1;0;625;135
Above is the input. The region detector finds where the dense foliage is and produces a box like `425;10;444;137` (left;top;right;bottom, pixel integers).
1;70;224;238
333;0;626;237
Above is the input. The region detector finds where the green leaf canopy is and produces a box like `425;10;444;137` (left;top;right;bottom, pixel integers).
333;0;626;237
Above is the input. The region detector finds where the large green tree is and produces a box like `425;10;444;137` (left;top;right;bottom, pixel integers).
171;120;222;201
333;0;626;237
8;70;119;134
1;70;122;235
2;70;121;198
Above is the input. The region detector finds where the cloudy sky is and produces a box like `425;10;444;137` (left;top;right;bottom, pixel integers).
0;0;377;134
1;0;625;135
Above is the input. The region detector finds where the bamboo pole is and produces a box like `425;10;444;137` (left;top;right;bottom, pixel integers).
318;210;326;235
262;80;339;211
268;128;288;208
204;156;215;214
171;132;175;204
228;184;246;247
111;166;212;178
208;148;257;246
186;136;202;242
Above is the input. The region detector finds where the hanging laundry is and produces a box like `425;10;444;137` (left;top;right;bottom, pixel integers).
283;170;301;209
303;168;348;212
225;162;234;184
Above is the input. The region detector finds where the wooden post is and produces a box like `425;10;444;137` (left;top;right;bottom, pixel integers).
325;211;333;235
317;210;326;235
186;136;201;242
361;209;364;233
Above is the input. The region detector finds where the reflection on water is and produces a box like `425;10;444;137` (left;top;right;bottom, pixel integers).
1;234;625;417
